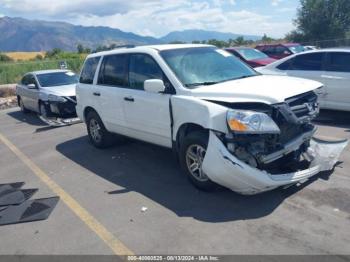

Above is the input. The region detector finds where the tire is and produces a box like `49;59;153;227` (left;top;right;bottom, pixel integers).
86;110;115;149
39;102;48;117
18;96;29;113
179;131;217;191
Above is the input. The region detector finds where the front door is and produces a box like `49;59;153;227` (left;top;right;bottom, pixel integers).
122;53;172;147
322;52;350;111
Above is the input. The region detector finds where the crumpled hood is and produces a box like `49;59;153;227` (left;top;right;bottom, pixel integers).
40;84;76;97
190;75;322;104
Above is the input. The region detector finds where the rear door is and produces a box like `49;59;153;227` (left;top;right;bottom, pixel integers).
18;74;40;111
96;54;129;133
122;53;173;147
77;56;101;120
322;52;350;111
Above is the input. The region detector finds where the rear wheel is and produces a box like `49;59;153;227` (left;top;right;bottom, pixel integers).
86;110;115;148
179;131;217;191
18;97;29;113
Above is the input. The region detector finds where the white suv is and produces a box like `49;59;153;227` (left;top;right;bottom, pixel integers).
76;44;347;195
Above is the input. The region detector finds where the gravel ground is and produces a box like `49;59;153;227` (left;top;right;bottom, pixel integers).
0;84;17;110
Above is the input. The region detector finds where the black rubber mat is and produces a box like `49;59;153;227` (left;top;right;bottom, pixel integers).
0;197;59;226
0;188;38;206
0;182;24;195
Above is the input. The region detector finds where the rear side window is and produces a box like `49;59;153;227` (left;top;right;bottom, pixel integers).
275;46;287;55
98;54;128;87
80;57;100;84
289;53;323;71
326;52;350;72
128;54;163;90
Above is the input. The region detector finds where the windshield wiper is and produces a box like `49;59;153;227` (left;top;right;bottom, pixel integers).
217;75;257;84
184;81;218;87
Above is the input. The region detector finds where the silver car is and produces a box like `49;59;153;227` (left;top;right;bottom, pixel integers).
16;69;78;118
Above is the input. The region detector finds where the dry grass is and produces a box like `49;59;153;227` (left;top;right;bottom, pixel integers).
0;86;16;98
5;52;46;61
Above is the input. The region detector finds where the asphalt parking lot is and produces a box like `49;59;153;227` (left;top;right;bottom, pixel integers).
0;107;350;255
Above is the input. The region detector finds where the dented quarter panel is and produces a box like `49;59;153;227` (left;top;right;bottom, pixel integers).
202;131;348;195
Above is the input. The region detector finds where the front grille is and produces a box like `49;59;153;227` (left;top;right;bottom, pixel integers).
271;91;318;145
285;91;319;123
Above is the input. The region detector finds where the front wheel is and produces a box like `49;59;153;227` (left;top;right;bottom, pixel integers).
179;131;217;191
86;111;115;149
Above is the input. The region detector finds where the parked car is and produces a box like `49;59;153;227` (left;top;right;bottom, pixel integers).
16;69;78;118
256;43;305;59
225;47;277;68
304;45;318;51
256;48;350;111
76;44;347;195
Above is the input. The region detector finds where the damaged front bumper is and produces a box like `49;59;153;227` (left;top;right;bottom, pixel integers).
40;96;81;127
202;131;348;195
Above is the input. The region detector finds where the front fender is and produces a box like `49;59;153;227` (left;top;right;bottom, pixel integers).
171;96;229;140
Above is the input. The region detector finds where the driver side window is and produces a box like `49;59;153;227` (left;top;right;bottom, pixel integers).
128;54;163;90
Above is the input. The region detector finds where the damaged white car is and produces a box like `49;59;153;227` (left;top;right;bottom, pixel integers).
76;44;348;195
16;69;80;126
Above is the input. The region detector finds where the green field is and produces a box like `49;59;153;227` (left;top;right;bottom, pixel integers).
0;58;85;85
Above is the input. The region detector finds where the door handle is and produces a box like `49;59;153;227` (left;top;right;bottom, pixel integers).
124;96;134;102
93;92;101;96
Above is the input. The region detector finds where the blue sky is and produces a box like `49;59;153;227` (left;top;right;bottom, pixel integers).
0;0;300;38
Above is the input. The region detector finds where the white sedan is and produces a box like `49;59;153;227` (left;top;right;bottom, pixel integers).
256;48;350;111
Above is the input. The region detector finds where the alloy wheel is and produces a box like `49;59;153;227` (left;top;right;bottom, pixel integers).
185;144;209;182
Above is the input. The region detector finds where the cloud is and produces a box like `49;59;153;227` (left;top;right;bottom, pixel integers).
0;0;173;17
69;2;293;37
0;0;294;38
271;0;283;6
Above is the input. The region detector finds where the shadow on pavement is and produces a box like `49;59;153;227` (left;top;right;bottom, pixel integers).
6;110;64;133
56;136;327;222
7;110;47;127
314;109;350;130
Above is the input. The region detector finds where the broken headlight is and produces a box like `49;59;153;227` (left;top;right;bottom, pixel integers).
227;109;280;134
48;94;67;103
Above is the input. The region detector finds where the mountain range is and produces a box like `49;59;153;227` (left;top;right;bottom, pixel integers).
0;17;261;52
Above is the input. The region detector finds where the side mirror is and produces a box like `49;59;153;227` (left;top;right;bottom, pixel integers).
283;50;292;55
27;83;37;89
144;79;165;93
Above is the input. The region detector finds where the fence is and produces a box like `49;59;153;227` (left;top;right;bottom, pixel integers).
0;58;85;85
300;38;350;48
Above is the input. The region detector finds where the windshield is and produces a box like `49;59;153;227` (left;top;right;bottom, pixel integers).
160;47;257;88
289;45;305;54
236;48;269;61
36;72;78;87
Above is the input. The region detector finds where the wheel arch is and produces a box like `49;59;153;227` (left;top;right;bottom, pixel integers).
175;123;208;152
83;106;98;122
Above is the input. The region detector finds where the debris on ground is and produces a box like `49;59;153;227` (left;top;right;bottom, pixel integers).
141;207;148;212
0;182;59;226
0;84;17;110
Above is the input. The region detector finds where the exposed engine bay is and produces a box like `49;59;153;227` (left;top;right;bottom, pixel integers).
40;96;81;126
210;91;321;173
